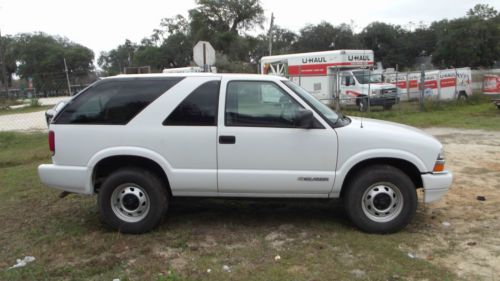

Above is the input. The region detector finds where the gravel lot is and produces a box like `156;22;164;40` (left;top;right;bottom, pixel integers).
0;97;69;132
416;128;500;280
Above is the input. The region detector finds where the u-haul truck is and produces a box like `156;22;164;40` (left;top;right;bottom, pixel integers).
260;50;398;111
384;68;472;101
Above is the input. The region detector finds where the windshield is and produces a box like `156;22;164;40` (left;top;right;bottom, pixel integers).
353;71;382;84
282;80;339;124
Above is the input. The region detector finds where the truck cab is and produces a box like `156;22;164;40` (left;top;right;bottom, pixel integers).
340;69;398;111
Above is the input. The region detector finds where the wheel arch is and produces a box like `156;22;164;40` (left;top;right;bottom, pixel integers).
337;157;424;199
87;147;173;195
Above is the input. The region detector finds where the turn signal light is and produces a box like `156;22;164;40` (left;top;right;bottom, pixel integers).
433;161;445;172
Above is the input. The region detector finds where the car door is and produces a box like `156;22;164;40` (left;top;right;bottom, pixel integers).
216;78;337;196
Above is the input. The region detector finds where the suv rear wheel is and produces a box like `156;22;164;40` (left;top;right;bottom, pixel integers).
97;168;168;234
344;165;417;233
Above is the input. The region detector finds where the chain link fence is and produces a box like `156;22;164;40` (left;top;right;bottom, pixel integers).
0;71;95;132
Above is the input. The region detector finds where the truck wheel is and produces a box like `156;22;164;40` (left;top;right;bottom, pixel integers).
97;168;168;234
344;165;417;234
457;92;468;101
358;97;368;112
383;104;393;110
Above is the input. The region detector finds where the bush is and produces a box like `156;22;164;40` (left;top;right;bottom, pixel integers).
29;98;41;107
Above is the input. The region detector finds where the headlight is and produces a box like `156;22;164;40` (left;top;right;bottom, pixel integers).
370;89;380;96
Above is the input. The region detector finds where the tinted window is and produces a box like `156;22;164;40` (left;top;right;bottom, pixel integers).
55;78;182;125
225;81;309;128
163;80;220;126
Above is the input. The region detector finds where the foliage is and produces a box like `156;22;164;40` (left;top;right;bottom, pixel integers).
0;35;17;86
431;8;500;68
94;3;500;74
294;22;359;52
7;32;94;93
29;98;41;107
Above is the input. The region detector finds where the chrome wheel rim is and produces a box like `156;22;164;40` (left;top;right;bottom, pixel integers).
361;182;403;223
111;184;150;223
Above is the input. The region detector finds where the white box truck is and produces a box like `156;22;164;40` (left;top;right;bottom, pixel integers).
260;50;398;111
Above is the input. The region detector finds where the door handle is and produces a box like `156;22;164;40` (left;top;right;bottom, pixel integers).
219;135;236;144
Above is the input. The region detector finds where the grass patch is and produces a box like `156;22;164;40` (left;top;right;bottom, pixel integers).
0;105;51;116
0;132;463;280
342;95;500;131
0;132;50;168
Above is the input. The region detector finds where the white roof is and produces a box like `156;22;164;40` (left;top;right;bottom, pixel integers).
260;49;373;61
107;73;287;81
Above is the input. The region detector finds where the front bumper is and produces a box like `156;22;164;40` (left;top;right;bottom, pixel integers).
38;164;92;195
369;96;398;106
422;171;453;203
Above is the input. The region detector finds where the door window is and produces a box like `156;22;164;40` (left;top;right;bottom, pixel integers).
225;81;308;128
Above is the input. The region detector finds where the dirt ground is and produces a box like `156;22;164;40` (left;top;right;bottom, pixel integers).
418;128;500;280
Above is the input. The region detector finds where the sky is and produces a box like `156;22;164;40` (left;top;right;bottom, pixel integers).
0;0;499;61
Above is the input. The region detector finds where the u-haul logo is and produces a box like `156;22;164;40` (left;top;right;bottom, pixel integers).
348;55;371;61
301;57;327;64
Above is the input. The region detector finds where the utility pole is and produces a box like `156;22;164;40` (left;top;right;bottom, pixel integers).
63;58;72;96
0;29;9;96
267;13;274;56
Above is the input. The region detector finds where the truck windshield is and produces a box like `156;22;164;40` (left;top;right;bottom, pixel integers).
282;80;339;124
353;71;382;84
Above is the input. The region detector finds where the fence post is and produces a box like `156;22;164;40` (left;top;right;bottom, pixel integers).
419;64;425;112
367;71;371;112
335;67;340;112
395;64;399;112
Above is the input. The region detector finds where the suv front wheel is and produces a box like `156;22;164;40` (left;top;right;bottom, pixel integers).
97;168;169;234
344;165;417;234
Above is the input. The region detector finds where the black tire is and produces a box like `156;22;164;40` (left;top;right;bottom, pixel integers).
383;104;393;111
457;92;468;101
344;165;417;234
98;167;168;234
358;97;368;112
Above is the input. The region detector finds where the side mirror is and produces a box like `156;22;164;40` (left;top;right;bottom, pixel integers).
345;78;350;87
295;109;314;129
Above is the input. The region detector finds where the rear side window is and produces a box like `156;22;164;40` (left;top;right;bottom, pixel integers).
55;78;182;125
163;80;220;126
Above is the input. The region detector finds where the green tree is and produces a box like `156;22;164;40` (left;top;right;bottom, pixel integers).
293;22;359;52
98;39;136;75
0;35;17;86
188;0;264;59
431;6;500;68
467;4;498;20
359;22;409;68
13;32;94;93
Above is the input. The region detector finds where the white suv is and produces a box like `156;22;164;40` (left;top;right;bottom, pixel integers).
38;73;452;234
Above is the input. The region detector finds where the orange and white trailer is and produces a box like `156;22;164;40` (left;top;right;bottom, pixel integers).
385;68;472;101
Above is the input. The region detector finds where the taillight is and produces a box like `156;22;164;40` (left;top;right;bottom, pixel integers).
49;131;55;155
